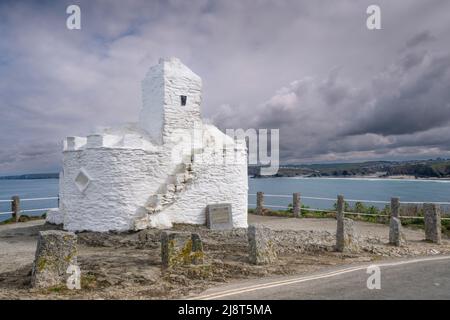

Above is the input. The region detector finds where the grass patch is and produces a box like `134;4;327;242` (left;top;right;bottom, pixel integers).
47;285;68;293
81;273;98;290
0;213;46;225
249;201;450;237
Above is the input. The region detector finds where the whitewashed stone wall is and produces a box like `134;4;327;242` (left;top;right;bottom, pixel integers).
56;57;248;232
139;58;202;145
61;148;167;232
139;62;164;144
161;58;202;144
152;126;248;229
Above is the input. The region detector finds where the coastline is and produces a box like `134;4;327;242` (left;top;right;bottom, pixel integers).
250;175;450;182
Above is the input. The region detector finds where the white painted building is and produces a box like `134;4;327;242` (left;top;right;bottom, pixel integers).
48;58;248;232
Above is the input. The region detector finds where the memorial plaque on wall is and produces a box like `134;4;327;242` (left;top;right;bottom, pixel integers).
206;203;233;230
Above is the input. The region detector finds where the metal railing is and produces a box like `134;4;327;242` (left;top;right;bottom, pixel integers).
0;195;59;220
249;192;450;221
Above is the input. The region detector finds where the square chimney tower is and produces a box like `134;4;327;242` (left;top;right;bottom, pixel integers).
139;57;202;144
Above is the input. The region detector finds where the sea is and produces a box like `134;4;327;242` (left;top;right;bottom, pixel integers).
249;177;450;212
1;177;450;222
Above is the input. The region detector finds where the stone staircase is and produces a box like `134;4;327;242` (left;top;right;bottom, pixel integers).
145;163;193;214
133;148;203;230
145;148;203;214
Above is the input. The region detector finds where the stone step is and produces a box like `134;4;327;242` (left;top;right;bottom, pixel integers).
160;192;175;203
147;194;161;207
184;171;193;182
174;184;184;192
147;206;162;214
166;184;176;193
178;171;193;183
161;191;172;199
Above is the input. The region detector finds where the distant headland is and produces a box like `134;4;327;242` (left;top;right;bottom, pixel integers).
249;158;450;179
0;173;59;180
3;159;450;180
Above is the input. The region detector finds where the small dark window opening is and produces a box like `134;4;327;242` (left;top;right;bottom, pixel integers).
180;95;187;106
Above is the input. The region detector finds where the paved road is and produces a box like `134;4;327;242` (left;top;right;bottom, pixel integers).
195;256;450;300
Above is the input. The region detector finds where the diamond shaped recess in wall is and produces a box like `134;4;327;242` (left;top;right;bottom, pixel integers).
74;168;91;193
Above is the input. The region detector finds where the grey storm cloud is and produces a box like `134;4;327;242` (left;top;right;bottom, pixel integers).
405;30;436;48
346;50;450;136
213;34;450;163
1;0;450;174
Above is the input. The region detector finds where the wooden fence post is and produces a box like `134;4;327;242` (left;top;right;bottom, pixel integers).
11;195;20;222
256;192;264;215
293;193;301;218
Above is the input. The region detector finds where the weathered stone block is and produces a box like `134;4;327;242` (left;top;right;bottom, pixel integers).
256;192;264;215
31;230;78;289
389;217;406;246
293;193;301;218
206;203;233;230
247;224;277;265
391;197;400;218
336;195;345;220
336;218;359;252
424;203;442;244
161;231;204;268
45;208;64;225
11;195;20;222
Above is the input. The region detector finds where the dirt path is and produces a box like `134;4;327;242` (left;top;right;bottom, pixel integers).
0;221;55;273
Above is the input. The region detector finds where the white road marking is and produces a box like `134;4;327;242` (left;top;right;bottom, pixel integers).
192;255;450;300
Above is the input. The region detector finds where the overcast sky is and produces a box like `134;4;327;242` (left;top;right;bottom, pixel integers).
1;0;450;175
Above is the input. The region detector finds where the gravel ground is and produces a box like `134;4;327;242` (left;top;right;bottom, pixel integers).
248;215;426;241
0;221;56;274
0;214;448;299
